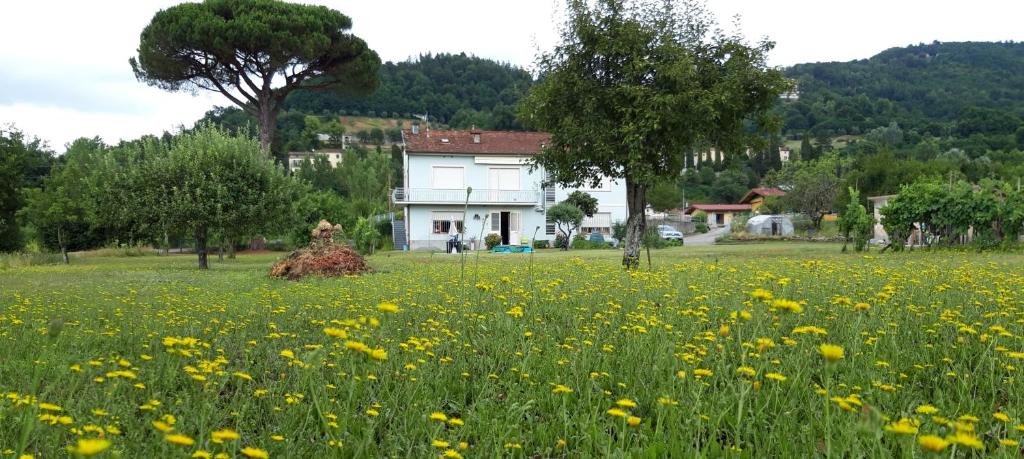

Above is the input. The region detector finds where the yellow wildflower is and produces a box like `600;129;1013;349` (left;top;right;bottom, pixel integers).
819;344;844;362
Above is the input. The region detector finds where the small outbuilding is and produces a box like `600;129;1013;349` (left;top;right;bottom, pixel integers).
745;214;794;236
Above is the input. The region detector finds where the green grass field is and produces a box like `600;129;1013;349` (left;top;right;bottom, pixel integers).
2;244;1023;457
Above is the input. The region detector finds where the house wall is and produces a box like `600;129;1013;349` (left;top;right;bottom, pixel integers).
406;154;539;191
405;205;550;250
869;196;891;243
554;176;628;237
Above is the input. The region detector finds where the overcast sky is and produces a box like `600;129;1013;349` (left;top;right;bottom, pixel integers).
2;0;1022;151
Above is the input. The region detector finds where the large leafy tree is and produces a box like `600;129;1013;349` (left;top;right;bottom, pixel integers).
18;138;108;262
113;125;299;269
0;128;52;252
130;0;380;154
519;0;788;268
767;156;845;228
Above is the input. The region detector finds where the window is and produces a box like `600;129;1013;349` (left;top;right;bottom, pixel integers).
431;166;464;189
543;171;556;205
581;212;611;235
488;167;520;191
545;214;556;235
432;212;464;234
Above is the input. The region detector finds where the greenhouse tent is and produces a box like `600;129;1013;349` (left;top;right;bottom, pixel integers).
746;215;794;236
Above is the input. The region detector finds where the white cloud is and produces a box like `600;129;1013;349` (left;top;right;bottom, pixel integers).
1;0;1022;151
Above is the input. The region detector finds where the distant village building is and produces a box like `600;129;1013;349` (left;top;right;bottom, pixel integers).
684;204;752;227
287;149;344;173
739;187;787;212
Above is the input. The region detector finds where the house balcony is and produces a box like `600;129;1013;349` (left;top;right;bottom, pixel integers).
391;188;541;205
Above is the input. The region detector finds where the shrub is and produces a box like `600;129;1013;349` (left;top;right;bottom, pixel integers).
791;214;814;233
611;220;626;240
642;228;668;249
554;233;568;249
731;213;751;233
533;240;550;249
695;222;710;233
484;233;502;250
691;211;708;224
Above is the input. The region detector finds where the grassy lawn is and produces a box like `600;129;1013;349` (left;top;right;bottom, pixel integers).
2;244;1023;456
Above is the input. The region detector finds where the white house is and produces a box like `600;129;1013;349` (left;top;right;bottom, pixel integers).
392;128;628;251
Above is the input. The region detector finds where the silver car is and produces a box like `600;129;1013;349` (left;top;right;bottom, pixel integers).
657;225;683;241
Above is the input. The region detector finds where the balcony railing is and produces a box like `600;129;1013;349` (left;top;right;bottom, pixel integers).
391;188;541;205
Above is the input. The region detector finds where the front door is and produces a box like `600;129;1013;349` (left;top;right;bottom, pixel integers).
491;211;522;245
500;212;510;245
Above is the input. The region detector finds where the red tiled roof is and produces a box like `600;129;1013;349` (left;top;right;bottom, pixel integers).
684;204;752;214
739;187;786;204
403;129;550;155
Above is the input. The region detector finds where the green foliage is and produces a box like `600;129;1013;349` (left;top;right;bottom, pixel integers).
112;125;299;268
533;239;550;249
709;170;751;204
781;42;1024;138
547;202;585;250
348;216;378;255
131;0;380;149
691;211;708;224
519;0;788;265
288;189;348;247
767;156;844;228
563;191;599;217
0;128;53;252
759;195;786;214
641;227;668;249
611;220;626;240
838;188;874;252
881;177;1024;251
647;180;685;212
284;53;531;128
484;233;502;250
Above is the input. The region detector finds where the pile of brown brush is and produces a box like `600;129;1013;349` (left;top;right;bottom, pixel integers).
269;220;371;280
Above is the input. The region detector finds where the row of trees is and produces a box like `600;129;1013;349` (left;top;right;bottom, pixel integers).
8;125;394;268
881;179;1024;250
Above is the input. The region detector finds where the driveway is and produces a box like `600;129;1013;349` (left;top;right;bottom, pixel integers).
684;225;730;246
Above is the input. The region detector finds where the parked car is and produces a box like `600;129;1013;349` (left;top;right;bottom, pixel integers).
588;232;619;248
657;225;683;241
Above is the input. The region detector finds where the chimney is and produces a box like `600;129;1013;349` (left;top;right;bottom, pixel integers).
411;124;420;135
471;126;481;144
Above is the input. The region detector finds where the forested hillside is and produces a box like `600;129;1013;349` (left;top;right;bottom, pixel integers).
283;52;532;130
780;41;1024;140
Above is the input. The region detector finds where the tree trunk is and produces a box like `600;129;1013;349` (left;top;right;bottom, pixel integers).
196;226;209;270
218;238;224;262
622;178;647;270
228;239;236;259
258;106;277;156
57;226;69;265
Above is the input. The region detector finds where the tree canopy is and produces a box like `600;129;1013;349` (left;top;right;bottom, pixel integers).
519;0;788;267
131;0;380;151
111;125;299;268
